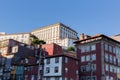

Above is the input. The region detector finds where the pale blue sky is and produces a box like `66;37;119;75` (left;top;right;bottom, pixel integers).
0;0;120;36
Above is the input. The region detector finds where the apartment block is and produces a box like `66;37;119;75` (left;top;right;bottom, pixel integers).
74;34;120;80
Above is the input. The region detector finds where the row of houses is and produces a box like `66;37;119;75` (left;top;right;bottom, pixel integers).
0;39;79;80
1;22;120;80
1;34;120;80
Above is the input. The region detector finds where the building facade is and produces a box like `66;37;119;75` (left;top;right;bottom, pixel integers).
0;39;34;80
44;54;79;80
31;23;78;48
0;32;32;45
0;39;20;80
0;23;78;49
75;34;120;80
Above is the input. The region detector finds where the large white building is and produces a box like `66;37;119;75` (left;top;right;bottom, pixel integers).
0;23;78;49
31;23;78;48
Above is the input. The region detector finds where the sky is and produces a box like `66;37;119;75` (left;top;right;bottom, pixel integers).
0;0;120;36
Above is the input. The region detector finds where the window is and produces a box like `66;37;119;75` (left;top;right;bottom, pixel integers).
92;76;97;80
55;77;59;80
110;77;113;80
46;77;50;80
46;67;50;73
109;55;112;63
25;58;28;63
31;75;34;80
81;46;85;53
92;64;96;71
54;66;59;73
65;68;68;73
81;76;85;80
91;54;96;61
65;57;68;63
65;77;67;80
114;57;116;64
55;57;59;63
76;61;78;65
24;67;27;70
86;76;90;80
81;66;86;72
27;66;31;71
14;47;18;52
86;55;90;61
86;45;90;52
110;65;113;72
18;75;22;80
0;68;3;75
116;47;119;54
86;65;90;72
106;76;109;80
113;47;116;54
106;64;109;71
105;44;108;51
117;68;120;73
76;70;78;75
114;66;117;73
105;53;108;61
91;44;96;51
81;56;85;62
81;45;90;52
46;59;50;64
118;58;120;65
109;45;112;52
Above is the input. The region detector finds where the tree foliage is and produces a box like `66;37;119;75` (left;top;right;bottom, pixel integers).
66;46;75;52
31;39;46;46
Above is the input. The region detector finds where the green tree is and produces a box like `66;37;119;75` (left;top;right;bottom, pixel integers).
31;39;46;46
66;46;75;52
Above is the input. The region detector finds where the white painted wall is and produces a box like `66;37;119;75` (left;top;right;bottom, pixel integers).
44;57;62;76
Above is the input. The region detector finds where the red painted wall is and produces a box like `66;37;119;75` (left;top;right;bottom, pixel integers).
42;43;62;55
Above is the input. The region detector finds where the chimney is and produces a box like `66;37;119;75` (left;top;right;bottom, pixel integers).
80;33;85;40
80;33;91;40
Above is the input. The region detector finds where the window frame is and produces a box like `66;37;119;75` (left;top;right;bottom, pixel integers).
54;66;59;73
